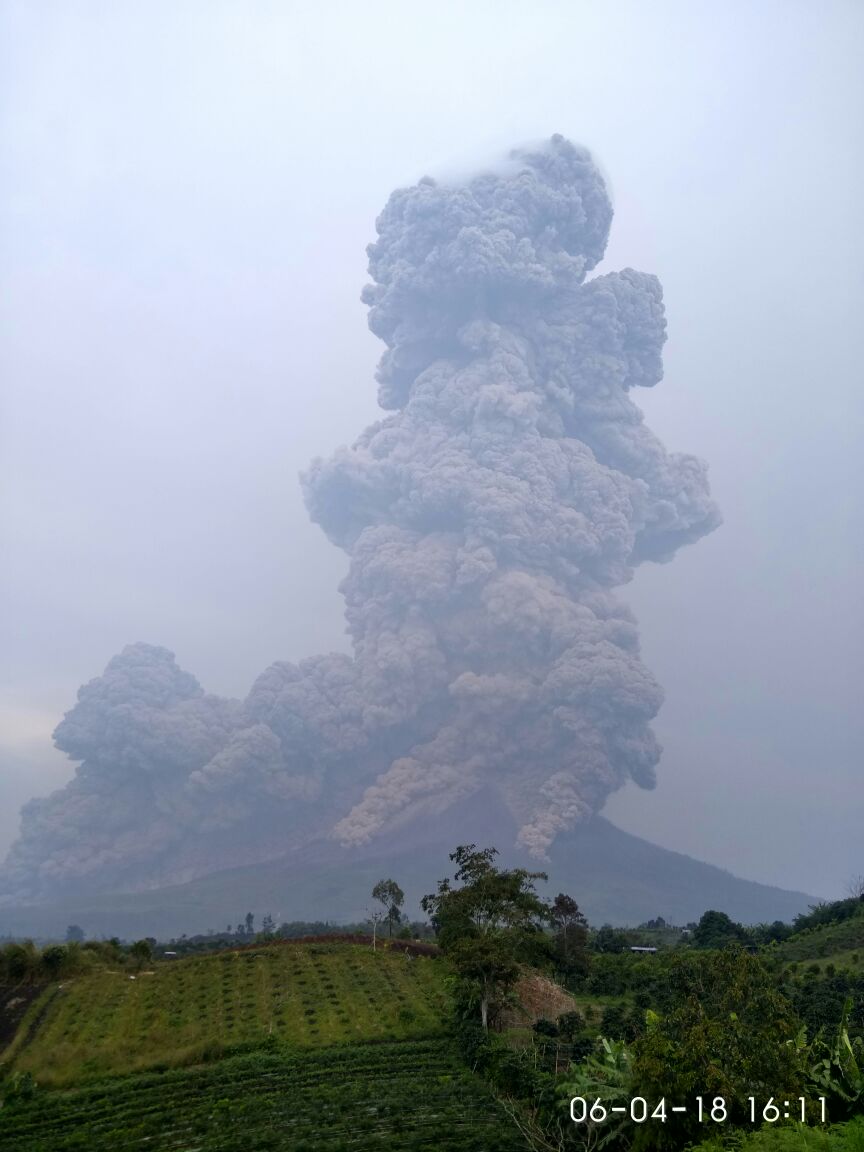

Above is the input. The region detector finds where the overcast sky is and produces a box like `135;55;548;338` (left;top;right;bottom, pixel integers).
2;0;861;900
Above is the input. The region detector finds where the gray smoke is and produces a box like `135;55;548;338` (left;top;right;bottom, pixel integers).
1;136;719;900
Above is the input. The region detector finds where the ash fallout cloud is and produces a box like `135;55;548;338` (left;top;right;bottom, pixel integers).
0;136;720;902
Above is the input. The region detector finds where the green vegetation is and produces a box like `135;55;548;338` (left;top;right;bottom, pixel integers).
422;844;553;1030
689;1117;864;1150
0;1038;529;1151
776;911;864;966
436;880;864;1151
371;878;405;938
628;949;807;1148
3;942;448;1086
1;858;863;1151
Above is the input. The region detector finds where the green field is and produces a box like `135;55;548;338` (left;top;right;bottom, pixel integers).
3;942;449;1086
0;1037;529;1151
777;914;864;967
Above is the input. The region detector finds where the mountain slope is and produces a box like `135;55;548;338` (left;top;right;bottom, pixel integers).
0;805;817;938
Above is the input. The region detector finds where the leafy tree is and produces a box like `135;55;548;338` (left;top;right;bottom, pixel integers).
40;944;67;978
372;879;405;938
1;940;39;983
600;1003;628;1038
749;919;793;945
592;924;629;954
244;912;255;937
532;1017;559;1038
556;1009;585;1039
65;924;85;943
691;909;748;949
422;845;549;946
449;934;522;1030
630;949;806;1149
550;892;590;975
793;898;862;933
129;939;153;971
421;844;550;1028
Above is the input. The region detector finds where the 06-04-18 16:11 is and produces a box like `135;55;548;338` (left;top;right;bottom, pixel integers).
569;1097;828;1125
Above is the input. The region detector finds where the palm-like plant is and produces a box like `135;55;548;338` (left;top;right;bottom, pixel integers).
790;998;864;1118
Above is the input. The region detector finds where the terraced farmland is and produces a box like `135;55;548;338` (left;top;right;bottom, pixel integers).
0;1038;528;1151
3;942;449;1086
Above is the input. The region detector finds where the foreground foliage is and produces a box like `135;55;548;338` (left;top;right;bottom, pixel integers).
629;950;807;1149
688;1116;864;1150
0;1037;529;1151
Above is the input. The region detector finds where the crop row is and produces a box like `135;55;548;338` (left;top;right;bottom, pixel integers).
0;1039;528;1151
10;943;450;1086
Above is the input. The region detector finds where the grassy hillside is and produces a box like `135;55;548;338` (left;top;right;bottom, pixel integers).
2;942;449;1087
776;909;864;967
0;1038;529;1151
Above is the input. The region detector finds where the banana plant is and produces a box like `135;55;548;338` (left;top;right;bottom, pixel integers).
793;998;864;1113
557;1037;634;1150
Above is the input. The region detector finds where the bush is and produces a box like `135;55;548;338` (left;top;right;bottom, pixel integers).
532;1017;559;1038
600;1004;628;1037
556;1010;585;1039
630;950;806;1149
40;945;68;978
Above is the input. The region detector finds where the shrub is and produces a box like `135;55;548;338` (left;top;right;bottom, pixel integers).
556;1010;585;1039
532;1017;559;1038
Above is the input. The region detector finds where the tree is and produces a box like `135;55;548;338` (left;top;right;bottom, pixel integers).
750;919;793;945
260;913;275;936
449;935;521;1030
129;939;152;971
630;949;806;1149
244;912;255;937
40;944;67;979
549;892;589;974
421;844;551;1029
1;940;39;983
371;879;405;938
366;905;385;951
65;924;85;943
592;924;628;954
691;909;748;949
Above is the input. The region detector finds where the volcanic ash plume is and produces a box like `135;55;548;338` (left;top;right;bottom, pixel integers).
1;136;719;900
306;135;720;856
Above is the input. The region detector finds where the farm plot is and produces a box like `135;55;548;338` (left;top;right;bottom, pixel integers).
4;943;450;1087
0;1038;529;1151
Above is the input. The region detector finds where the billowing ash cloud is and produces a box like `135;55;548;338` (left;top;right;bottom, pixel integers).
1;136;719;900
305;135;719;854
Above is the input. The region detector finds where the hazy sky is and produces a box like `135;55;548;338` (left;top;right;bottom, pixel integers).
2;0;862;900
